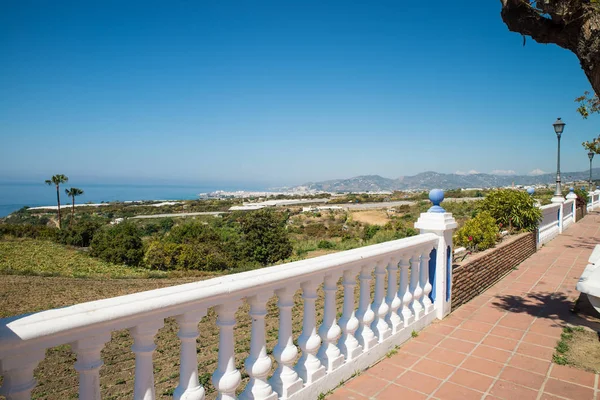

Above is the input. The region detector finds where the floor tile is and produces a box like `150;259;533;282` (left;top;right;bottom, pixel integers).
544;378;595;399
489;380;538;400
499;366;545;390
412;358;456;380
433;382;482;400
549;364;596;387
448;369;494;392
375;383;427;400
461;356;505;377
394;371;442;395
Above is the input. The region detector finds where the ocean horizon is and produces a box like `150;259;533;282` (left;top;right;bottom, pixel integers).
0;182;267;217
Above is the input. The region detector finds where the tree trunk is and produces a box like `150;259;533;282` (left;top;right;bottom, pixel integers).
71;197;75;228
500;0;600;95
56;184;62;229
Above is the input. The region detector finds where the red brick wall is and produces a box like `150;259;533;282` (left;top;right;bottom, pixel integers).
452;232;536;310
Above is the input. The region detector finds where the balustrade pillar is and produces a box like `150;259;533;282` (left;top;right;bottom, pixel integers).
0;350;45;400
240;294;277;400
296;280;326;385
371;260;391;342
130;320;164;400
72;333;111;400
338;268;362;361
409;254;424;320
174;310;207;400
398;256;414;327
317;274;344;372
420;250;434;314
212;302;242;400
385;257;402;334
355;265;377;351
269;287;302;399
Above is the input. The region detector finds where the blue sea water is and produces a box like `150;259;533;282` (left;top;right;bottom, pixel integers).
0;182;262;217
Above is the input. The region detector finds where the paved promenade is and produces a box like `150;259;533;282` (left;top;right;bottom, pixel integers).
332;213;600;400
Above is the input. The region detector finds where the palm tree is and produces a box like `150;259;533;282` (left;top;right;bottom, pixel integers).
65;187;84;227
45;174;68;229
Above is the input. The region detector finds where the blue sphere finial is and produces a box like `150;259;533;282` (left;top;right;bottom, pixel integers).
526;187;535;195
428;189;445;213
570;187;574;192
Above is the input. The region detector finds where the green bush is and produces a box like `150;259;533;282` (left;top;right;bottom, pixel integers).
0;223;59;240
478;189;541;231
454;211;499;251
90;222;144;266
58;219;103;247
238;209;293;265
317;240;336;249
362;224;381;241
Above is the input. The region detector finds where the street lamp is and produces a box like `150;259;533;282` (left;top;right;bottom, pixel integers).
551;117;566;203
589;151;595;191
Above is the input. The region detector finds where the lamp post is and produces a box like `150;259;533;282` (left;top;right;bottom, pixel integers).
589;151;595;191
551;117;566;203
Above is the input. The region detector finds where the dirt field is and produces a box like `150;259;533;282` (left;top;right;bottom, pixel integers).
0;274;367;399
350;210;390;226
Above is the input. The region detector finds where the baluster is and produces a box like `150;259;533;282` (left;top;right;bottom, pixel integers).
72;334;111;400
355;264;377;351
130;320;164;400
296;280;326;385
269;287;302;399
420;249;434;314
338;268;363;361
317;274;344;372
385;257;402;334
0;350;45;400
212;302;242;400
398;256;414;327
371;260;391;342
174;310;207;400
240;294;277;400
409;253;424;320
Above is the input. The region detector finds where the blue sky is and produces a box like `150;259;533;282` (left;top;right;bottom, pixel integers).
1;1;597;188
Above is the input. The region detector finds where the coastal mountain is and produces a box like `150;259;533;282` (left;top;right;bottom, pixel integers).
292;169;600;192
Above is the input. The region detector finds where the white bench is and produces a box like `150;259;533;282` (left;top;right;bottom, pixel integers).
576;245;600;313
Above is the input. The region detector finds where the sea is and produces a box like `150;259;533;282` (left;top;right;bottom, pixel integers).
0;182;265;217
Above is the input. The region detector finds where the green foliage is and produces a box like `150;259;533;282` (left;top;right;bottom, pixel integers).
479;189;541;231
58;219;103;247
454;211;499;251
237;209;293;265
362;224;381;241
90;222;144;266
575;91;599;119
317;240;336;249
0;223;59;240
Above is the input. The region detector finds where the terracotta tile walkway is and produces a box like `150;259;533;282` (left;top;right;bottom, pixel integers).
332;213;600;400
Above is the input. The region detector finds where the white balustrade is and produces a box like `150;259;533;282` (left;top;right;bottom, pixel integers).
269;287;303;399
72;334;111;400
398;256;414;327
296;280;325;385
0;207;453;400
409;253;424;320
174;311;206;400
241;295;277;400
538;203;561;247
420;250;434;314
338;268;362;360
212;302;242;400
131;321;164;400
384;257;402;334
370;260;391;342
354;264;377;351
317;274;344;372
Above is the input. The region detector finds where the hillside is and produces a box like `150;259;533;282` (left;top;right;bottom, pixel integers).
295;168;600;191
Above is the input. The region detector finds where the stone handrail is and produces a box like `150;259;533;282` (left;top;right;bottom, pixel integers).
0;200;456;400
588;190;600;212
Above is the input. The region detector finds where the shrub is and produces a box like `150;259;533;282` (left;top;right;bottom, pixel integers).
478;189;541;231
362;224;381;241
144;240;181;270
238;209;293;265
454;211;499;251
0;223;59;240
58;219;103;247
317;240;336;249
90;222;144;266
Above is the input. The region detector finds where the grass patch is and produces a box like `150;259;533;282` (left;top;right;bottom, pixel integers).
553;326;600;373
0;237;166;279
